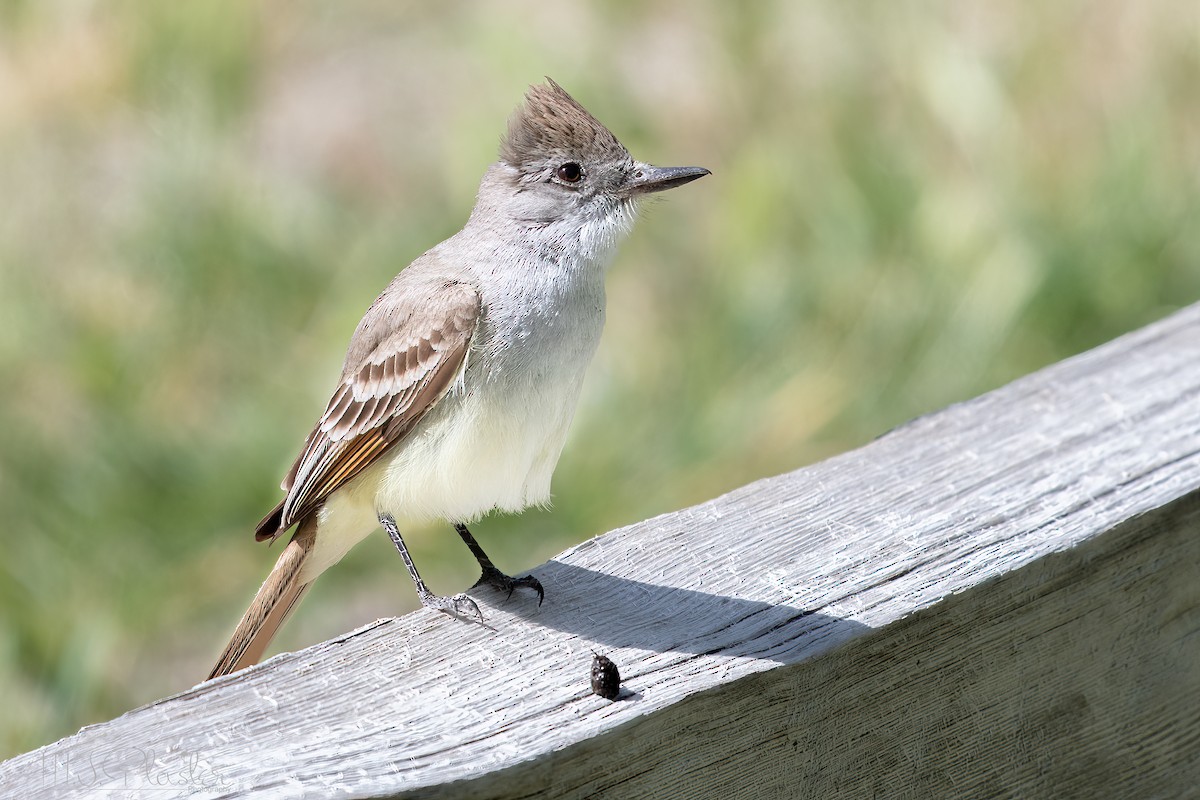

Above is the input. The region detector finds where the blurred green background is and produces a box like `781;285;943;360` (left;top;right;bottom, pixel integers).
1;0;1198;757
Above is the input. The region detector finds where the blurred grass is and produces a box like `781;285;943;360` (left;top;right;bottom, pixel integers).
1;0;1198;758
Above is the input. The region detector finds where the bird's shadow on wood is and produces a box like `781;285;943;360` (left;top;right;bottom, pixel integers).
472;561;870;666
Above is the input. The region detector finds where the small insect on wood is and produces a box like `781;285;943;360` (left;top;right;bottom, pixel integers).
590;652;621;701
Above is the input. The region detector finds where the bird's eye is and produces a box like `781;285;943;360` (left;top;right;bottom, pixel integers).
556;162;582;183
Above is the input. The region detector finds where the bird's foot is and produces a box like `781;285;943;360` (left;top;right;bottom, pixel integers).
473;566;545;605
415;587;483;622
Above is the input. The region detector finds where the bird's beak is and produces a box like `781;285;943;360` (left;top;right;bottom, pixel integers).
622;163;711;196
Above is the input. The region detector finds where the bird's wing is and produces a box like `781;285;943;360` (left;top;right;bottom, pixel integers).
256;279;480;541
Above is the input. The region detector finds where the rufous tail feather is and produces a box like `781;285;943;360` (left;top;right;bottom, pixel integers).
208;519;316;679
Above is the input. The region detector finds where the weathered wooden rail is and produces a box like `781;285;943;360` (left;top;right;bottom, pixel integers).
4;304;1200;798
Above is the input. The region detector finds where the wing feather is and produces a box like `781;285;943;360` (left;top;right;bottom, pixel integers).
256;279;480;541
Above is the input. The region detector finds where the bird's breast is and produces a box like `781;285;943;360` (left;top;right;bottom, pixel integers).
371;266;607;524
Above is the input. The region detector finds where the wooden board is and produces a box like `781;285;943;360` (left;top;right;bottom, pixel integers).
4;303;1200;799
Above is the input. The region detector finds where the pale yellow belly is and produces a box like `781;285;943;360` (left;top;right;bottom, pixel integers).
298;381;580;582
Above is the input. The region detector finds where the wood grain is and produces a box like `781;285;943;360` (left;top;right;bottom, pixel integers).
3;303;1199;799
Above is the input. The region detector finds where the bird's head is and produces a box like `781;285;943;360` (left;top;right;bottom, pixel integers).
493;79;709;234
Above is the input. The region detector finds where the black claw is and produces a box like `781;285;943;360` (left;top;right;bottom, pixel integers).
474;566;545;606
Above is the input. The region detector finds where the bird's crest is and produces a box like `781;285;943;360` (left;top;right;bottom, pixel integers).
500;79;628;172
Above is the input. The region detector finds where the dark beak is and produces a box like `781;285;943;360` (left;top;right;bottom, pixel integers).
623;164;711;196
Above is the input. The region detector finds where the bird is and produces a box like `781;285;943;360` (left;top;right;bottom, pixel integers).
208;78;709;679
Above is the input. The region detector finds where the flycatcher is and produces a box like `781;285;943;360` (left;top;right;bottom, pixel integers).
209;79;708;679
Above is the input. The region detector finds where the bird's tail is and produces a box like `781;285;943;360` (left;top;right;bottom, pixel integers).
208;518;316;680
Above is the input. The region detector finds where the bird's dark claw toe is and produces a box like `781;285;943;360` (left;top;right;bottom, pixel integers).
473;566;545;606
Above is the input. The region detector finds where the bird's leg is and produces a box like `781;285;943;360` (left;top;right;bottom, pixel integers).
454;523;545;605
380;513;481;621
